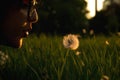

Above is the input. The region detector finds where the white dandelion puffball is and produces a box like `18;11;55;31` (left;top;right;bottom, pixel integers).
63;34;79;50
0;51;9;66
101;75;109;80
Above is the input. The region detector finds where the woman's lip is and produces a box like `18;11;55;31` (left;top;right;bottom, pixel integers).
25;31;29;36
21;31;29;37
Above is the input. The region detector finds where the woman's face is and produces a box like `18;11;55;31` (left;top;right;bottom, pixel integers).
1;0;38;48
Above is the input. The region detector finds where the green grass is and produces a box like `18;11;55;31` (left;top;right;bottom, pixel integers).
0;34;120;80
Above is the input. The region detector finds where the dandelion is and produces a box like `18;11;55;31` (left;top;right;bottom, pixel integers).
82;29;87;34
100;75;109;80
89;29;94;35
75;51;81;56
59;34;80;79
0;51;9;67
105;40;109;45
63;34;79;50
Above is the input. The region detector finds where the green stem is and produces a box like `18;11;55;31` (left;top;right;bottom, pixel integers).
59;50;69;80
23;57;40;80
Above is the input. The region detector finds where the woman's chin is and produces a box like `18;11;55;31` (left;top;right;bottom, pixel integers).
8;38;23;48
14;38;23;48
16;38;23;48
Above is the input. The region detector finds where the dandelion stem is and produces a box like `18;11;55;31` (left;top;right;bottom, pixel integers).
59;50;69;80
23;57;40;80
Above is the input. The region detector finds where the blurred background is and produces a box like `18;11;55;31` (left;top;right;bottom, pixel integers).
0;1;120;80
32;0;120;36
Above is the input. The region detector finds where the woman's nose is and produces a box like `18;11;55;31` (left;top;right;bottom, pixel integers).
27;9;38;23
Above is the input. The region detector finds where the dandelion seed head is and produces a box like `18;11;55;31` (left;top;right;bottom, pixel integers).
89;29;94;35
5;55;9;59
63;34;79;50
101;75;109;80
75;51;81;56
105;40;109;45
0;51;9;66
82;29;87;34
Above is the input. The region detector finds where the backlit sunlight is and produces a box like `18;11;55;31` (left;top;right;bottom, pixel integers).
85;0;105;19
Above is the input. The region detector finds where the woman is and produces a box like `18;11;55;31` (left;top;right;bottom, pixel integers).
0;0;38;48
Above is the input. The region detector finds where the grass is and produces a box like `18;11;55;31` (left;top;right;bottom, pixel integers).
0;33;120;80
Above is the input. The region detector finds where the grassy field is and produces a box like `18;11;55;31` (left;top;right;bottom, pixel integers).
0;34;120;80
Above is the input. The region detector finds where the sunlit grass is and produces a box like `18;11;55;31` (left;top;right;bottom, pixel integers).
0;34;120;80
